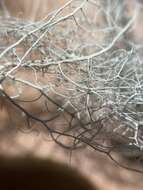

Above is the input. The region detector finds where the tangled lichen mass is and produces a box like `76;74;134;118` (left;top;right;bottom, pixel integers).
0;0;143;171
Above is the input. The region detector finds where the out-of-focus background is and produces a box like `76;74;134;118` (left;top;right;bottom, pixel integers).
0;0;67;20
0;1;143;190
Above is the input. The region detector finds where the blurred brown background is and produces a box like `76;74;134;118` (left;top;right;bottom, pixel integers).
1;0;67;20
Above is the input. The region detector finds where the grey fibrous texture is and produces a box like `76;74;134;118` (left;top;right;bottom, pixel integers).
0;0;143;162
